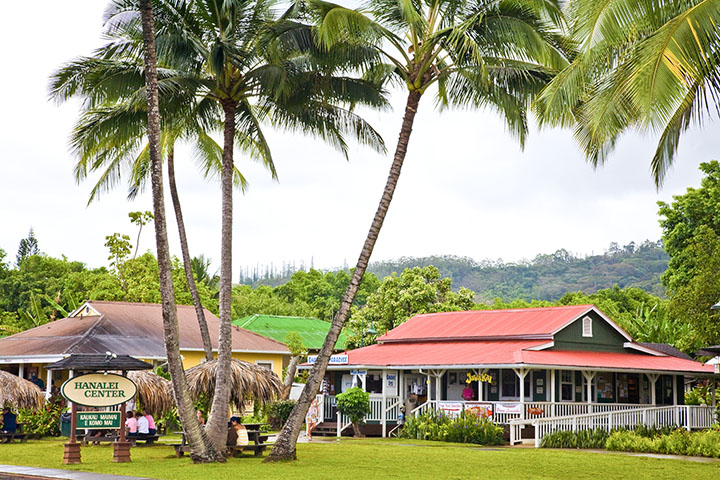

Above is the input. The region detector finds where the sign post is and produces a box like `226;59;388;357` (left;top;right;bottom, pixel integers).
60;371;137;464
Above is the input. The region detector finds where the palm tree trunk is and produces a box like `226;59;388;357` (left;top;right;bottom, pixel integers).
267;90;423;461
138;0;220;463
281;355;300;400
167;143;214;362
203;101;237;453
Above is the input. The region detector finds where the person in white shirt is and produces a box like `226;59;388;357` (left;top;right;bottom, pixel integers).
136;411;149;436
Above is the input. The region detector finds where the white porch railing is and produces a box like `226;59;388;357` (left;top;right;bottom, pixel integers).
410;400;649;424
509;405;717;447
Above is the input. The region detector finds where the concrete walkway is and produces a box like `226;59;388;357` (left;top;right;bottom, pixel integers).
0;465;155;480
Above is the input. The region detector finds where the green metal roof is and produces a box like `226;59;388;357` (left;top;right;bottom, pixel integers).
233;314;353;351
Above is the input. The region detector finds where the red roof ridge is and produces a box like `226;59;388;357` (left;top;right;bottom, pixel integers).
410;304;595;318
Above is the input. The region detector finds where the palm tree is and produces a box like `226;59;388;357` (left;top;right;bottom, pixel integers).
268;0;570;461
68;0;387;456
51;20;254;365
137;0;223;461
535;0;720;186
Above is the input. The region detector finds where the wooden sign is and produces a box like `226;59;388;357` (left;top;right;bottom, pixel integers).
61;373;136;407
77;411;122;429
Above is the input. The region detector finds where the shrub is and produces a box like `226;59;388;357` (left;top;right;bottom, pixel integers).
606;430;654;453
267;400;296;429
336;387;370;437
686;429;720;458
17;402;65;438
400;410;504;446
541;428;610;449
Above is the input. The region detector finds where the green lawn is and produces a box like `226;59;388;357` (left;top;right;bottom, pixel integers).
0;437;716;480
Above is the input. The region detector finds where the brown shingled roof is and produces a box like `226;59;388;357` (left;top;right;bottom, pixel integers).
0;301;289;358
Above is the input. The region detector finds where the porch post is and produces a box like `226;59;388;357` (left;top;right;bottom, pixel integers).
479;369;488;402
435;372;443;401
514;368;529;420
381;369;387;438
18;364;24;379
550;369;556;417
647;374;659;405
427;373;432;402
582;371;595;411
45;368;52;399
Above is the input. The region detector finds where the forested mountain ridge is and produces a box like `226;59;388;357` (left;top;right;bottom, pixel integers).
366;241;668;302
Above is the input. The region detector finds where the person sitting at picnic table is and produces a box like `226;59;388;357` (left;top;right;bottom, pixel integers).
142;409;156;436
87;429;107;445
1;407;17;433
226;416;248;447
125;410;138;437
196;410;205;426
136;411;149;438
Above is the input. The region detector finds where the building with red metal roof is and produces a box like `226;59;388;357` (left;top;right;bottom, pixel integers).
307;305;715;437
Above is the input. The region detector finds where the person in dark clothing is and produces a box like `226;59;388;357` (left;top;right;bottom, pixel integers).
1;408;17;433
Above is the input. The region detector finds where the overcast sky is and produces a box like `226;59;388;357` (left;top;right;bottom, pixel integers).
1;2;717;279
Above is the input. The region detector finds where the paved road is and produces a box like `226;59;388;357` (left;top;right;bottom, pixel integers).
0;465;155;480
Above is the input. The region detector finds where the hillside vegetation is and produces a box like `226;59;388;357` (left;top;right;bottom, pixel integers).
367;241;667;303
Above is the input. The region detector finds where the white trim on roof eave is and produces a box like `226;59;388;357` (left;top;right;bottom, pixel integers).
0;355;65;364
322;362;715;377
180;348;290;355
525;341;554;351
623;342;666;356
550;306;633;342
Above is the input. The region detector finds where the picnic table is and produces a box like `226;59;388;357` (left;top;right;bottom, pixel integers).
81;432;163;446
170;423;272;458
0;423;27;443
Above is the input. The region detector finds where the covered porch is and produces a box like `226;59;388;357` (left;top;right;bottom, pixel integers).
316;366;716;438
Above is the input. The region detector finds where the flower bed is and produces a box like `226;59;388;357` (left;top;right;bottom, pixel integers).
400;410;504;445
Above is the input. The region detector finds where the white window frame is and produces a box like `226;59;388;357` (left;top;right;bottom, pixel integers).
560;370;575;401
254;360;274;372
582;316;593;337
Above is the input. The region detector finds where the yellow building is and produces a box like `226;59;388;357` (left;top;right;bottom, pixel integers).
0;300;290;395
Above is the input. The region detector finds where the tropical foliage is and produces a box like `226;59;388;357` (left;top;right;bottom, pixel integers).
345;265;475;347
536;0;720;186
400;410;504;445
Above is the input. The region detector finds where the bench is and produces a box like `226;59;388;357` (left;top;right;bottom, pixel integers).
228;443;273;457
81;434;118;446
0;432;27;443
129;434;163;446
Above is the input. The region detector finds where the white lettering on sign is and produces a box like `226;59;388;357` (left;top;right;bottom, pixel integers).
307;355;348;365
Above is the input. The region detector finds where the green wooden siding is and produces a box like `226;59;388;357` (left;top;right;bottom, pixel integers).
552;310;630;353
488;369;499;401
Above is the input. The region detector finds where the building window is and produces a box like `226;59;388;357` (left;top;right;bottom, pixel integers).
561;371;574;401
255;361;273;371
501;370;517;397
582;316;593;337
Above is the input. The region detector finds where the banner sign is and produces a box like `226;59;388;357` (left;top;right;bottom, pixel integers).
350;369;367;376
464;402;493;418
307;354;348;365
76;411;122;429
437;402;464;418
495;403;523;414
61;373;137;407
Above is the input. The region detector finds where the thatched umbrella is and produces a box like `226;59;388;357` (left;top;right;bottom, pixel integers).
0;370;44;410
127;370;174;417
185;359;282;410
